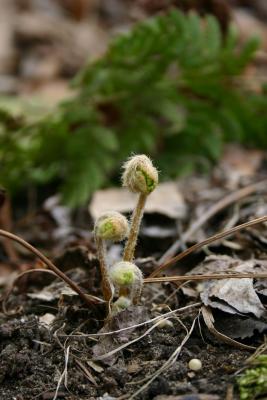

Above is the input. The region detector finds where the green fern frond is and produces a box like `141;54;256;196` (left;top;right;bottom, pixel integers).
0;10;266;206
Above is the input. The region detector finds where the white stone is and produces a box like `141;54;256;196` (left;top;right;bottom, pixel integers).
188;358;202;371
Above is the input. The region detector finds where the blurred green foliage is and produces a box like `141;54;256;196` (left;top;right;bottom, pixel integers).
238;354;267;399
1;10;267;206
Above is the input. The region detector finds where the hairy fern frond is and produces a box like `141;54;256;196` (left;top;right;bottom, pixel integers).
0;10;265;205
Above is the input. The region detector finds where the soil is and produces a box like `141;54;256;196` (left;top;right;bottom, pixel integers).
0;282;252;400
1;153;267;400
0;263;265;400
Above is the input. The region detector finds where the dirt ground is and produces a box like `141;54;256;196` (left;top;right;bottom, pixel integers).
1;150;267;400
0;289;250;400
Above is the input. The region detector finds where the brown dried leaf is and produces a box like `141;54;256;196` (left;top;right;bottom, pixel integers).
190;255;266;318
201;306;255;351
93;306;148;365
215;314;267;340
90;182;186;220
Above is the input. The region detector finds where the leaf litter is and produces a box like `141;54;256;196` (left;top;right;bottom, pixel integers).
191;255;267;318
1;151;267;398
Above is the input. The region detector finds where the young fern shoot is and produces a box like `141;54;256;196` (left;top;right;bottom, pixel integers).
94;211;129;310
122;155;158;262
93;155;158;316
109;261;143;307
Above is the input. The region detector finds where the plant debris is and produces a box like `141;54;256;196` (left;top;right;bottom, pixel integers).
1;142;267;399
193;255;266;318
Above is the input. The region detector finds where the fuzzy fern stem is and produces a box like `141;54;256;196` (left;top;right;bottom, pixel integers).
123;193;147;262
95;235;113;312
94;211;129;314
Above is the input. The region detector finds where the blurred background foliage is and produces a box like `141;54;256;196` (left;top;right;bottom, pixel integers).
1;9;267;206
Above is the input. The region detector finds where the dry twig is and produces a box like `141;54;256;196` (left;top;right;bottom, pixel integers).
159;180;267;264
150;215;267;278
201;306;255;351
0;229;99;307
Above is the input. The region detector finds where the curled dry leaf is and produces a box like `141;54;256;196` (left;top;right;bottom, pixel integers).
201;306;255;351
215;314;267;340
189;255;266;318
201;275;265;318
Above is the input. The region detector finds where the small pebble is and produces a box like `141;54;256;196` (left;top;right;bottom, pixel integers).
188;358;202;371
